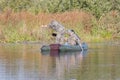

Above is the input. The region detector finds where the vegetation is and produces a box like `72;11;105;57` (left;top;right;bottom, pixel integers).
0;0;120;18
0;0;120;43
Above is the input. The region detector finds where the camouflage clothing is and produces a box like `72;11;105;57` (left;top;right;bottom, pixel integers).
55;32;65;44
49;20;66;44
48;20;83;51
49;20;65;33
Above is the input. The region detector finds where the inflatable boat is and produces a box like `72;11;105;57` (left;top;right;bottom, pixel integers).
41;43;88;52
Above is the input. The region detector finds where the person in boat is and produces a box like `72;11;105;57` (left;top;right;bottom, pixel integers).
49;20;83;51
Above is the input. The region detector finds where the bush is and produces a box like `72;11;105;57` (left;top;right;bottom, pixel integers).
0;0;120;18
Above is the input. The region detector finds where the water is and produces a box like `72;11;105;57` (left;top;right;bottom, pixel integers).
0;42;120;80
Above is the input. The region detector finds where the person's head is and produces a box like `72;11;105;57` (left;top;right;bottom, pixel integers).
48;20;65;32
48;20;57;30
68;29;75;35
71;30;75;33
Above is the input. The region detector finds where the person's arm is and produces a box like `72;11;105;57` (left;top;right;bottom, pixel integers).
74;34;83;51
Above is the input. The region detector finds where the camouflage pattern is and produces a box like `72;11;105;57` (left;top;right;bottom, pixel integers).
48;20;65;33
48;20;66;44
48;20;83;51
67;30;83;51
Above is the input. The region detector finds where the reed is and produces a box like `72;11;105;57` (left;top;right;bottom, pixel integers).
0;10;119;43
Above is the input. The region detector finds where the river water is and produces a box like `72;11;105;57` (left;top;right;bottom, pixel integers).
0;41;120;80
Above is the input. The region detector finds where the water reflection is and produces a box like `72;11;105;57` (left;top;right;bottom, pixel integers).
0;43;120;80
41;50;88;80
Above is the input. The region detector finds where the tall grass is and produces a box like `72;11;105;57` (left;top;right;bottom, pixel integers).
0;10;119;43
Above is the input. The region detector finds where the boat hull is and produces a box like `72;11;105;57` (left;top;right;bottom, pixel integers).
41;43;88;52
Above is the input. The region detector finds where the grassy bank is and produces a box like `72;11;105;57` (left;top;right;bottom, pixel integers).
0;10;120;43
